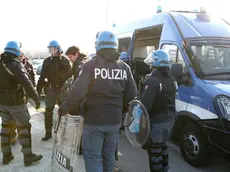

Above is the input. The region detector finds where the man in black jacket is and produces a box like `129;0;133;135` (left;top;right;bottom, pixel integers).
0;41;42;166
18;52;35;86
9;52;36;145
37;40;72;141
65;46;86;80
64;46;86;155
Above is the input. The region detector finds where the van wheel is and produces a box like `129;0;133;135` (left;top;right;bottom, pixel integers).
179;124;211;166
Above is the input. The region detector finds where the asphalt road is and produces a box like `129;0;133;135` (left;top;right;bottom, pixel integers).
1;101;230;172
25;100;230;172
116;131;230;172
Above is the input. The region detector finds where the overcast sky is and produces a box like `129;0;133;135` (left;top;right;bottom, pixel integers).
0;0;229;53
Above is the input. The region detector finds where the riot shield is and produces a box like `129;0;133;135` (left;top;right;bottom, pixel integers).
51;114;84;172
60;77;74;103
124;99;150;149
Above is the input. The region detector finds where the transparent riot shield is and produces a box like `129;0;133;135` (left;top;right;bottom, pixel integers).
124;99;151;149
51;114;84;172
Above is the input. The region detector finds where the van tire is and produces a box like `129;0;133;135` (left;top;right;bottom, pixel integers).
179;124;211;166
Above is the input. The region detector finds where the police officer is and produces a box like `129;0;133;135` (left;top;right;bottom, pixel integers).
141;50;177;172
10;51;36;145
119;52;131;67
37;40;72;141
58;31;137;172
0;41;43;166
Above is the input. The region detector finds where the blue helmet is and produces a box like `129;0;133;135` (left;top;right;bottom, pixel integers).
119;52;130;61
4;41;21;57
48;40;62;53
95;31;118;52
48;40;59;47
144;50;170;67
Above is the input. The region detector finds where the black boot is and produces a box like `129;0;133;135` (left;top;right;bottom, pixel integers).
3;153;14;165
42;111;53;141
115;149;119;161
17;123;43;166
79;137;83;155
79;145;83;155
24;153;43;166
42;130;52;141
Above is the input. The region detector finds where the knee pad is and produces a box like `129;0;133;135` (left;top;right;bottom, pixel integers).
1;120;15;131
0;123;12;138
1;123;12;129
161;145;169;164
17;124;32;141
149;144;163;154
162;145;167;150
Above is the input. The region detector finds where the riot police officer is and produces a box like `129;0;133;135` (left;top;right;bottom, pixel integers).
0;41;43;166
119;52;131;67
141;50;177;172
37;40;72;141
9;51;36;145
119;52;131;131
58;31;137;172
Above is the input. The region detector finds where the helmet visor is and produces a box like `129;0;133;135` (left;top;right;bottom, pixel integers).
48;47;59;56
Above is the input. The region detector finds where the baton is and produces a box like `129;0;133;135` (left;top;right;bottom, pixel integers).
54;115;61;134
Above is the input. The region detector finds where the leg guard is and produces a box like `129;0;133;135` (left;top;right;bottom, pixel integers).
1;121;15;165
162;145;169;172
10;121;17;145
147;144;164;172
1;122;13;155
17;123;32;154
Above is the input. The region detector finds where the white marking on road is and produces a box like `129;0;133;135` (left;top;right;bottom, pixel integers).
118;151;122;156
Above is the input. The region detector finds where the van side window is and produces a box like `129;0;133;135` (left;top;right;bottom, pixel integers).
162;44;186;71
177;50;186;70
162;44;177;63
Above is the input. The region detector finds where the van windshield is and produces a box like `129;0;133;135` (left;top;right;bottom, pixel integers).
190;44;230;75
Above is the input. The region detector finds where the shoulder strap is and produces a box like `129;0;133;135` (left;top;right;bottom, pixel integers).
0;60;14;76
153;76;162;94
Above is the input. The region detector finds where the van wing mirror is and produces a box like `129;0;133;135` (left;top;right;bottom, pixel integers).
170;63;183;82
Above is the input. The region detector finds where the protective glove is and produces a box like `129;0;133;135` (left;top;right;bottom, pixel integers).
35;101;41;109
128;104;142;133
